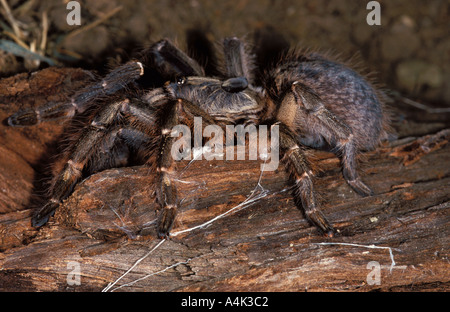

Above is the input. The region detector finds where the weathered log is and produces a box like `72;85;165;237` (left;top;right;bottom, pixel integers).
0;68;449;292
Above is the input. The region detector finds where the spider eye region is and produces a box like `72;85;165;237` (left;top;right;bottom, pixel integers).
177;76;187;85
221;77;248;93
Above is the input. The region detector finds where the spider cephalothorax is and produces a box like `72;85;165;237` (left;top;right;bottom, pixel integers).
7;33;387;239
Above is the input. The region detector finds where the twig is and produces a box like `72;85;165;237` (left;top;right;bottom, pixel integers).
0;0;23;40
0;39;57;65
392;92;450;113
2;30;28;49
64;6;123;41
0;1;56;66
39;10;48;54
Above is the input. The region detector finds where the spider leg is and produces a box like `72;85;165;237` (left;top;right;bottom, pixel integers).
292;82;351;138
86;125;154;174
341;142;374;196
276;122;335;237
32;98;156;226
223;37;254;84
291;82;374;196
7;62;144;127
8;39;207;128
143;39;204;79
152;97;218;238
186;29;221;77
154;101;179;238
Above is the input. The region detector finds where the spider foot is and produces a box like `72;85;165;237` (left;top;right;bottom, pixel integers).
306;209;336;238
157;206;177;239
7;108;39;126
32;201;59;227
347;178;374;197
323;228;336;238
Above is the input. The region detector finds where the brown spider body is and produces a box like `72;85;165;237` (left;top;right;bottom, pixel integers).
268;52;385;151
6;33;387;239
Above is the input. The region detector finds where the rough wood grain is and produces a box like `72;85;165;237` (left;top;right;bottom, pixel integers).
0;68;449;292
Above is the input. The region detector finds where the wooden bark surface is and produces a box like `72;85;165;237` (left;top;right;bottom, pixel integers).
0;68;449;292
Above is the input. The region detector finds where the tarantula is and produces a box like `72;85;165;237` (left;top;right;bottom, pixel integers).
7;33;386;239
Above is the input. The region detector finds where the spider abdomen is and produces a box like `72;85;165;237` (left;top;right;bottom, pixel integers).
270;55;385;151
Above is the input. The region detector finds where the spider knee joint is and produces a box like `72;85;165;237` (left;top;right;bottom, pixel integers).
62;160;83;181
90;120;107;130
136;62;144;76
295;170;313;183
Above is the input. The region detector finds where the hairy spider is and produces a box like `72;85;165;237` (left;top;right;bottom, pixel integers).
6;33;387;239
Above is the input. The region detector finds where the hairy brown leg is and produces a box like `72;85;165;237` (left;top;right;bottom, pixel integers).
277;122;335;237
223;37;254;83
32;98;156;226
152;98;219;238
8;39;204;127
8;62;144;127
154;100;179;238
292;81;374;196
